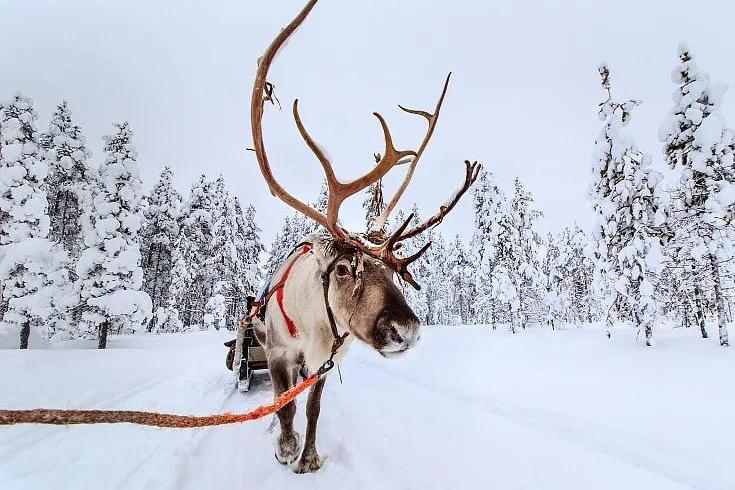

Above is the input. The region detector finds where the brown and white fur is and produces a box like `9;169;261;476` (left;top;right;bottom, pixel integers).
253;234;420;473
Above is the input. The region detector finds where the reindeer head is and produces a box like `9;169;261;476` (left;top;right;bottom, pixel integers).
251;0;480;357
303;236;418;357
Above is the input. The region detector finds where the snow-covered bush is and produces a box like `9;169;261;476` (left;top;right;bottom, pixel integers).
154;302;184;333
203;292;227;331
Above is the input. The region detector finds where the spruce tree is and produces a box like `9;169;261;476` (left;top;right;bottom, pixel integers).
266;182;327;276
77;122;151;348
162;246;191;332
447;234;473;324
658;43;735;346
558;225;596;324
423;233;449;325
141;165;181;329
363;177;387;237
40;101;91;258
471;171;506;327
174;175;215;327
235;199;264;296
591;64;665;345
0;94;75;348
542;232;566;329
510;178;544;328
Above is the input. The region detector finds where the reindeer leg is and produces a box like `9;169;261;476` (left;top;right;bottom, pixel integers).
270;358;302;464
294;376;326;473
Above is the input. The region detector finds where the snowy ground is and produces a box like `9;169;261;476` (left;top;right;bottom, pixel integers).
1;325;733;490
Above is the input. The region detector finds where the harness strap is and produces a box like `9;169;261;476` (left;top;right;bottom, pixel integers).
321;253;359;344
242;241;351;374
243;243;311;328
276;244;312;337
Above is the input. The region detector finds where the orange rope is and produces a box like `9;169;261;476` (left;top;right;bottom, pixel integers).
0;374;318;429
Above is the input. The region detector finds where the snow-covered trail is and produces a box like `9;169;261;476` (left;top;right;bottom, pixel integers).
1;326;734;489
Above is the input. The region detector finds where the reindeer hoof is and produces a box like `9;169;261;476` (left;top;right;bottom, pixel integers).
293;451;324;473
275;432;302;465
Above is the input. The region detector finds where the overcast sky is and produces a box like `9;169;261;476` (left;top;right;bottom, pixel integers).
2;0;734;243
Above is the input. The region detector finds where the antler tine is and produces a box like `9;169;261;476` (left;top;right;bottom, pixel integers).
292;98;418;231
399;160;481;242
370;72;452;233
368;212;430;290
370;112;418;178
251;0;332;230
383;212;415;255
373;161;480;291
401;241;432;266
293;99;338;188
401;241;432;285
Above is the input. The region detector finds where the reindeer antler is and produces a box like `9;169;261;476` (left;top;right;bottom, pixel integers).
398;160;481;241
251;0;480;289
370;73;452;234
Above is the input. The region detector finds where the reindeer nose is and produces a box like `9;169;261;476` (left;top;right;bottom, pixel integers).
379;316;421;358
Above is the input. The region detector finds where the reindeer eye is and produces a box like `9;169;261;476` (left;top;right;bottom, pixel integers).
335;264;351;277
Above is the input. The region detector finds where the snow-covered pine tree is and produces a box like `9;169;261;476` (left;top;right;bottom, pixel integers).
77;122;151;348
161;245;191;332
490;197;519;330
542;232;566;329
423;233;449;325
141;165;181;330
300;179;329;237
470;170;505;328
446;234;474;324
363;175;387;237
590;64;665;346
206;175;236;327
206;176;263;329
557;225;596;324
658;43;735;346
265;182;328;276
40;101;91;258
0;94;76;348
471;170;506;327
173;174;215;327
509;178;545;328
658;240;699;329
232;199;264;320
0;95;49;244
266;215;295;276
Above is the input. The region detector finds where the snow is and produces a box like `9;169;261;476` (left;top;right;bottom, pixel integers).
87;289;152;318
693;115;723;151
1;325;733;489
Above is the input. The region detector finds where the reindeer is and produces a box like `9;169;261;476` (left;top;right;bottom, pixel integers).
249;0;480;473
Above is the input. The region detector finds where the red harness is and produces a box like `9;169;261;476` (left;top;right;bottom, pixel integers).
275;244;312;337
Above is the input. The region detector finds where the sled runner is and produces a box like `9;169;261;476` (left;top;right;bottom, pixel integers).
225;297;268;392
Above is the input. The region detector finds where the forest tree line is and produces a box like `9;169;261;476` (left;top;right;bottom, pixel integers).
2;43;734;348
